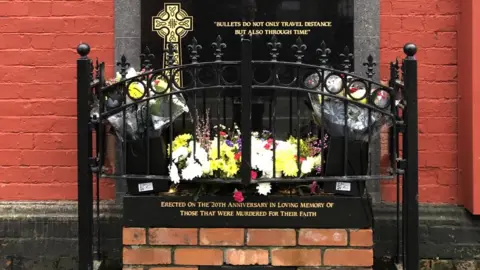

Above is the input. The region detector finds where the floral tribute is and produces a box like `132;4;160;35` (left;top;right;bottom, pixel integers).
168;119;328;197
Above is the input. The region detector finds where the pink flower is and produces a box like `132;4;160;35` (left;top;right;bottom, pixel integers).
251;171;258;180
220;131;227;136
264;143;271;150
310;181;319;194
233;189;244;202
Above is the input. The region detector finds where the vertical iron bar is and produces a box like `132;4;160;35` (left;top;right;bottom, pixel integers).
320;70;326;173
403;44;419;270
223;92;227;127
146;78;151;175
77;43;93;270
343;77;349;176
95;63;105;261
289;92;293;135
271;63;278;176
296;69;301;178
240;38;252;185
389;67;401;264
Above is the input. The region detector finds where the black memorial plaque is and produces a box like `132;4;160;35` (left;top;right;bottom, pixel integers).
123;195;372;228
141;0;354;69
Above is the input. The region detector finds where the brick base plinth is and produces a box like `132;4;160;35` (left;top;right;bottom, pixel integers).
122;228;373;269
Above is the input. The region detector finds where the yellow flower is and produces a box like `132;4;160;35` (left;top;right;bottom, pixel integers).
171;134;192;153
209;143;235;160
224;161;239;178
274;148;299;177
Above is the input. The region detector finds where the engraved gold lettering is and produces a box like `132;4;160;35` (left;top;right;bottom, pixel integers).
161;202;186;207
180;210;198;216
197;202;210;207
300;211;317;217
280;211;298;217
211;202;227;207
277;202;299;208
268;211;279;216
236;211;268;216
200;210;216;216
300;202;324;208
217;211;234;216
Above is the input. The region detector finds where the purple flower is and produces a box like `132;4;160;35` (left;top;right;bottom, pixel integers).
226;140;234;147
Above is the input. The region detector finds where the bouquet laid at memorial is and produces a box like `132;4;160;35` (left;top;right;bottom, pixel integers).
305;71;392;141
168;121;328;197
104;67;189;140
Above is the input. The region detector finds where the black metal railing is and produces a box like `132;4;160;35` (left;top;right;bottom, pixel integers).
76;36;419;269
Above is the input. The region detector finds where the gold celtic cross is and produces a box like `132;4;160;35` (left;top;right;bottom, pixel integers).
152;3;193;86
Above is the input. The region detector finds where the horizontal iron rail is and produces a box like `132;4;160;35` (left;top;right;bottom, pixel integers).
251;60;392;90
251;85;395;116
100;84;395;119
100;61;242;92
100;61;393;94
100;174;395;183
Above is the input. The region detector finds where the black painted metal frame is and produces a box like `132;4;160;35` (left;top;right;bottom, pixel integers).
76;36;418;269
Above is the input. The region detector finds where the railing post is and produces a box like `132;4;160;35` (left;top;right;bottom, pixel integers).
240;37;252;185
77;43;94;270
402;43;419;270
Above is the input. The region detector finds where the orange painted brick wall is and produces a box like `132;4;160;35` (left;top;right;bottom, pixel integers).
0;0;460;203
379;0;459;204
0;0;115;200
122;227;373;268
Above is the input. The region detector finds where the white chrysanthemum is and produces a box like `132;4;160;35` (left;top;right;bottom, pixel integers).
256;183;272;196
301;157;316;175
350;89;366;100
172;146;188;162
181;157;203;181
126;67;137;79
169;163;180;184
189;142;210;174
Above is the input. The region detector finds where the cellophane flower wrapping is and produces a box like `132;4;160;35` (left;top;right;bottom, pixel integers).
305;71;393;141
105;67;189;141
168;124;328;196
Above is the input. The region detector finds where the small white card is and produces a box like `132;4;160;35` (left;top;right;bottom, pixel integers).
138;182;154;192
335;182;351;192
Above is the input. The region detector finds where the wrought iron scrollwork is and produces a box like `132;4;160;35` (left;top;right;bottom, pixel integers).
316;40;331;66
291;37;307;63
212;35;226;61
187;37;203;63
267;35;282;61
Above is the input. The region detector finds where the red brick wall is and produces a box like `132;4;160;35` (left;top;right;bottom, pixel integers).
0;0;460;203
122;227;373;269
379;0;460;204
0;0;115;200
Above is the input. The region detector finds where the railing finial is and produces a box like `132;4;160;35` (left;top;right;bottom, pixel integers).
316;40;331;66
404;43;417;58
188;37;203;63
363;54;376;79
212;35;227;62
77;43;90;58
292;37;307;63
339;46;353;72
267;35;282;61
140;46;155;70
116;55;130;79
